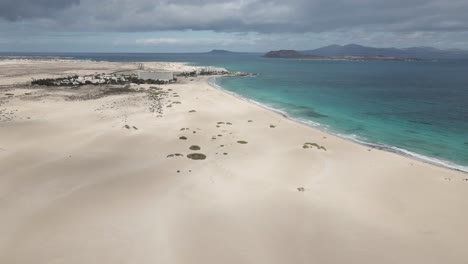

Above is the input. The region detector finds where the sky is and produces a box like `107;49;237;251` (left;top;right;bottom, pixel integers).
0;0;467;52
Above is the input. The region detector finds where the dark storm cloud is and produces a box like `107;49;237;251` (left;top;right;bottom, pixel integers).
1;0;468;34
0;0;80;21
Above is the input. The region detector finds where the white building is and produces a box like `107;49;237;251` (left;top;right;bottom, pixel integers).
137;71;174;81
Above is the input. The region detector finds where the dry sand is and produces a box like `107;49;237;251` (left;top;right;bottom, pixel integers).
0;60;467;264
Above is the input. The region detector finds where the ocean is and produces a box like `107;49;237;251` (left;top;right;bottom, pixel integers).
4;52;468;171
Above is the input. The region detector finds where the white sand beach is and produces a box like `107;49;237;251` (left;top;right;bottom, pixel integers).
0;60;467;264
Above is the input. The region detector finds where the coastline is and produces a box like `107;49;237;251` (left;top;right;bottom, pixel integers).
1;59;468;264
208;76;468;173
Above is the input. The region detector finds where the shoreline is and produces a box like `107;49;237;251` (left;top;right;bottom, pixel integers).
207;76;468;174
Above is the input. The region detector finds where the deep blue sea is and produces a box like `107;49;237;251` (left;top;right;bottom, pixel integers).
3;52;467;171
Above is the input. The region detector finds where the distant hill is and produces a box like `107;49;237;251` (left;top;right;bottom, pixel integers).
262;49;422;61
302;44;468;59
262;50;305;58
206;49;236;54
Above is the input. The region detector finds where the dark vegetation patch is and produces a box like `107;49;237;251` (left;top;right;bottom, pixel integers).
179;136;187;140
167;153;184;158
189;110;196;113
237;141;248;144
189;145;201;151
31;75;171;87
101;86;135;96
187;153;207;160
303;142;327;151
66;86;143;101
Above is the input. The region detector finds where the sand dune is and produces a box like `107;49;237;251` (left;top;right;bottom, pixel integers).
0;60;467;264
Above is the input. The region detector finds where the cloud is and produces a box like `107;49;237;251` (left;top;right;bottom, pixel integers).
0;0;80;21
1;0;468;51
1;0;467;34
135;37;256;46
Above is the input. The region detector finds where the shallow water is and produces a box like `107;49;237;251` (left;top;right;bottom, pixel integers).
215;57;468;171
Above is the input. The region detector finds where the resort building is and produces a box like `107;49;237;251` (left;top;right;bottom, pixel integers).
137;71;174;81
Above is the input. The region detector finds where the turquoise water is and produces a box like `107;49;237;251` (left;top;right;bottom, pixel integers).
214;58;468;172
6;52;467;171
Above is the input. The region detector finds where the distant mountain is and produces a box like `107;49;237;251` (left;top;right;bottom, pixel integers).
262;50;305;58
262;49;419;61
302;44;468;59
206;49;236;54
